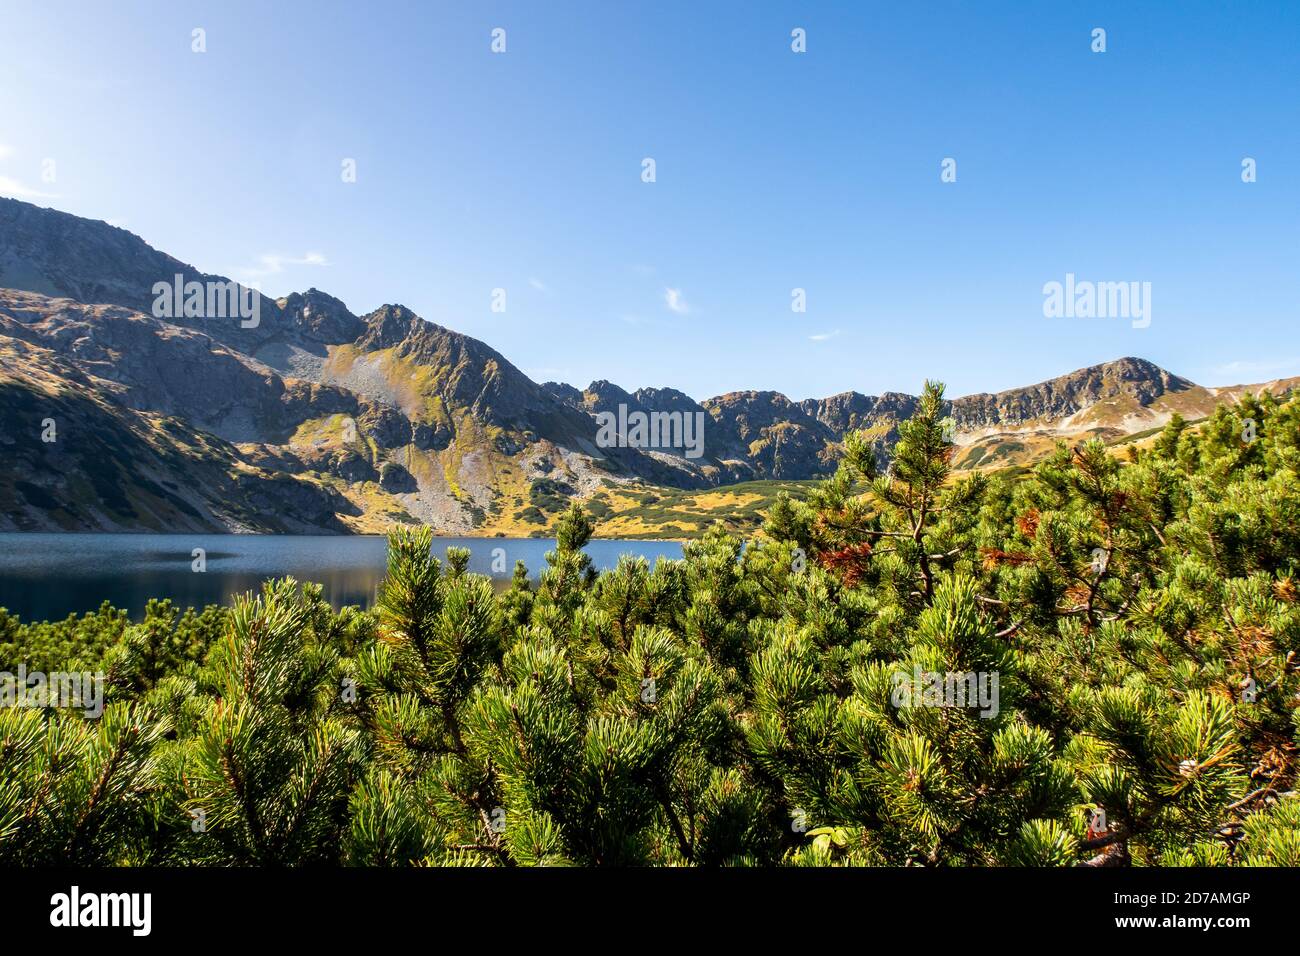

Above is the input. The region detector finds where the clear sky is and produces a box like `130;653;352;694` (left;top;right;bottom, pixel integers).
1;1;1296;401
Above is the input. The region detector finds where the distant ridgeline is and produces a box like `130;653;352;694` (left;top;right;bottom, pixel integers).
1;196;1296;535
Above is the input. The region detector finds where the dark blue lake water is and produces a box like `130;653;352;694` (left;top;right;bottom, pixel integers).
0;534;684;622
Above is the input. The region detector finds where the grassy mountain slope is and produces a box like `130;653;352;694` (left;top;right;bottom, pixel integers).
1;198;1294;536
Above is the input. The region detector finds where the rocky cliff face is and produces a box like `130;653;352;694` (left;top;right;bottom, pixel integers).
0;198;287;355
698;392;837;478
0;328;354;534
801;391;917;434
346;303;593;441
949;357;1194;430
0;198;202;315
0;197;1275;533
0;201;727;531
793;358;1201;467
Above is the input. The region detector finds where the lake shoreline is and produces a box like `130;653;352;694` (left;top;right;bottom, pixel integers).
0;533;687;622
0;530;691;543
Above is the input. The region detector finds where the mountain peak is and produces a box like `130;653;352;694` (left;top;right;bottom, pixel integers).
956;357;1192;407
276;289;364;345
356;304;426;350
0;197;196;314
5;197;1273;537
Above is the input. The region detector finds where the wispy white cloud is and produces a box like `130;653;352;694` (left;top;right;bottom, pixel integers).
809;329;841;342
1212;357;1300;380
528;277;549;293
0;175;59;200
0;145;59;199
238;251;329;278
664;287;691;315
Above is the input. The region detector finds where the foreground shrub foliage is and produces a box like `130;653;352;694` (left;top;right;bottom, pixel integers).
1;386;1297;866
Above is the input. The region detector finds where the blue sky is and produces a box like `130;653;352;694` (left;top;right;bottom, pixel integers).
1;1;1296;400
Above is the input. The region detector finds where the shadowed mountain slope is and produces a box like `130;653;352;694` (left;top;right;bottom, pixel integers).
2;198;1293;532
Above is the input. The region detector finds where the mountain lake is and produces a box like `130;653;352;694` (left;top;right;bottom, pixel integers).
0;534;685;622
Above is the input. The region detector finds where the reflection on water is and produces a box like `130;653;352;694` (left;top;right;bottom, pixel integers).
0;534;684;622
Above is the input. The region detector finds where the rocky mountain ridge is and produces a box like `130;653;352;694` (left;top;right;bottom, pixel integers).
2;198;1293;533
